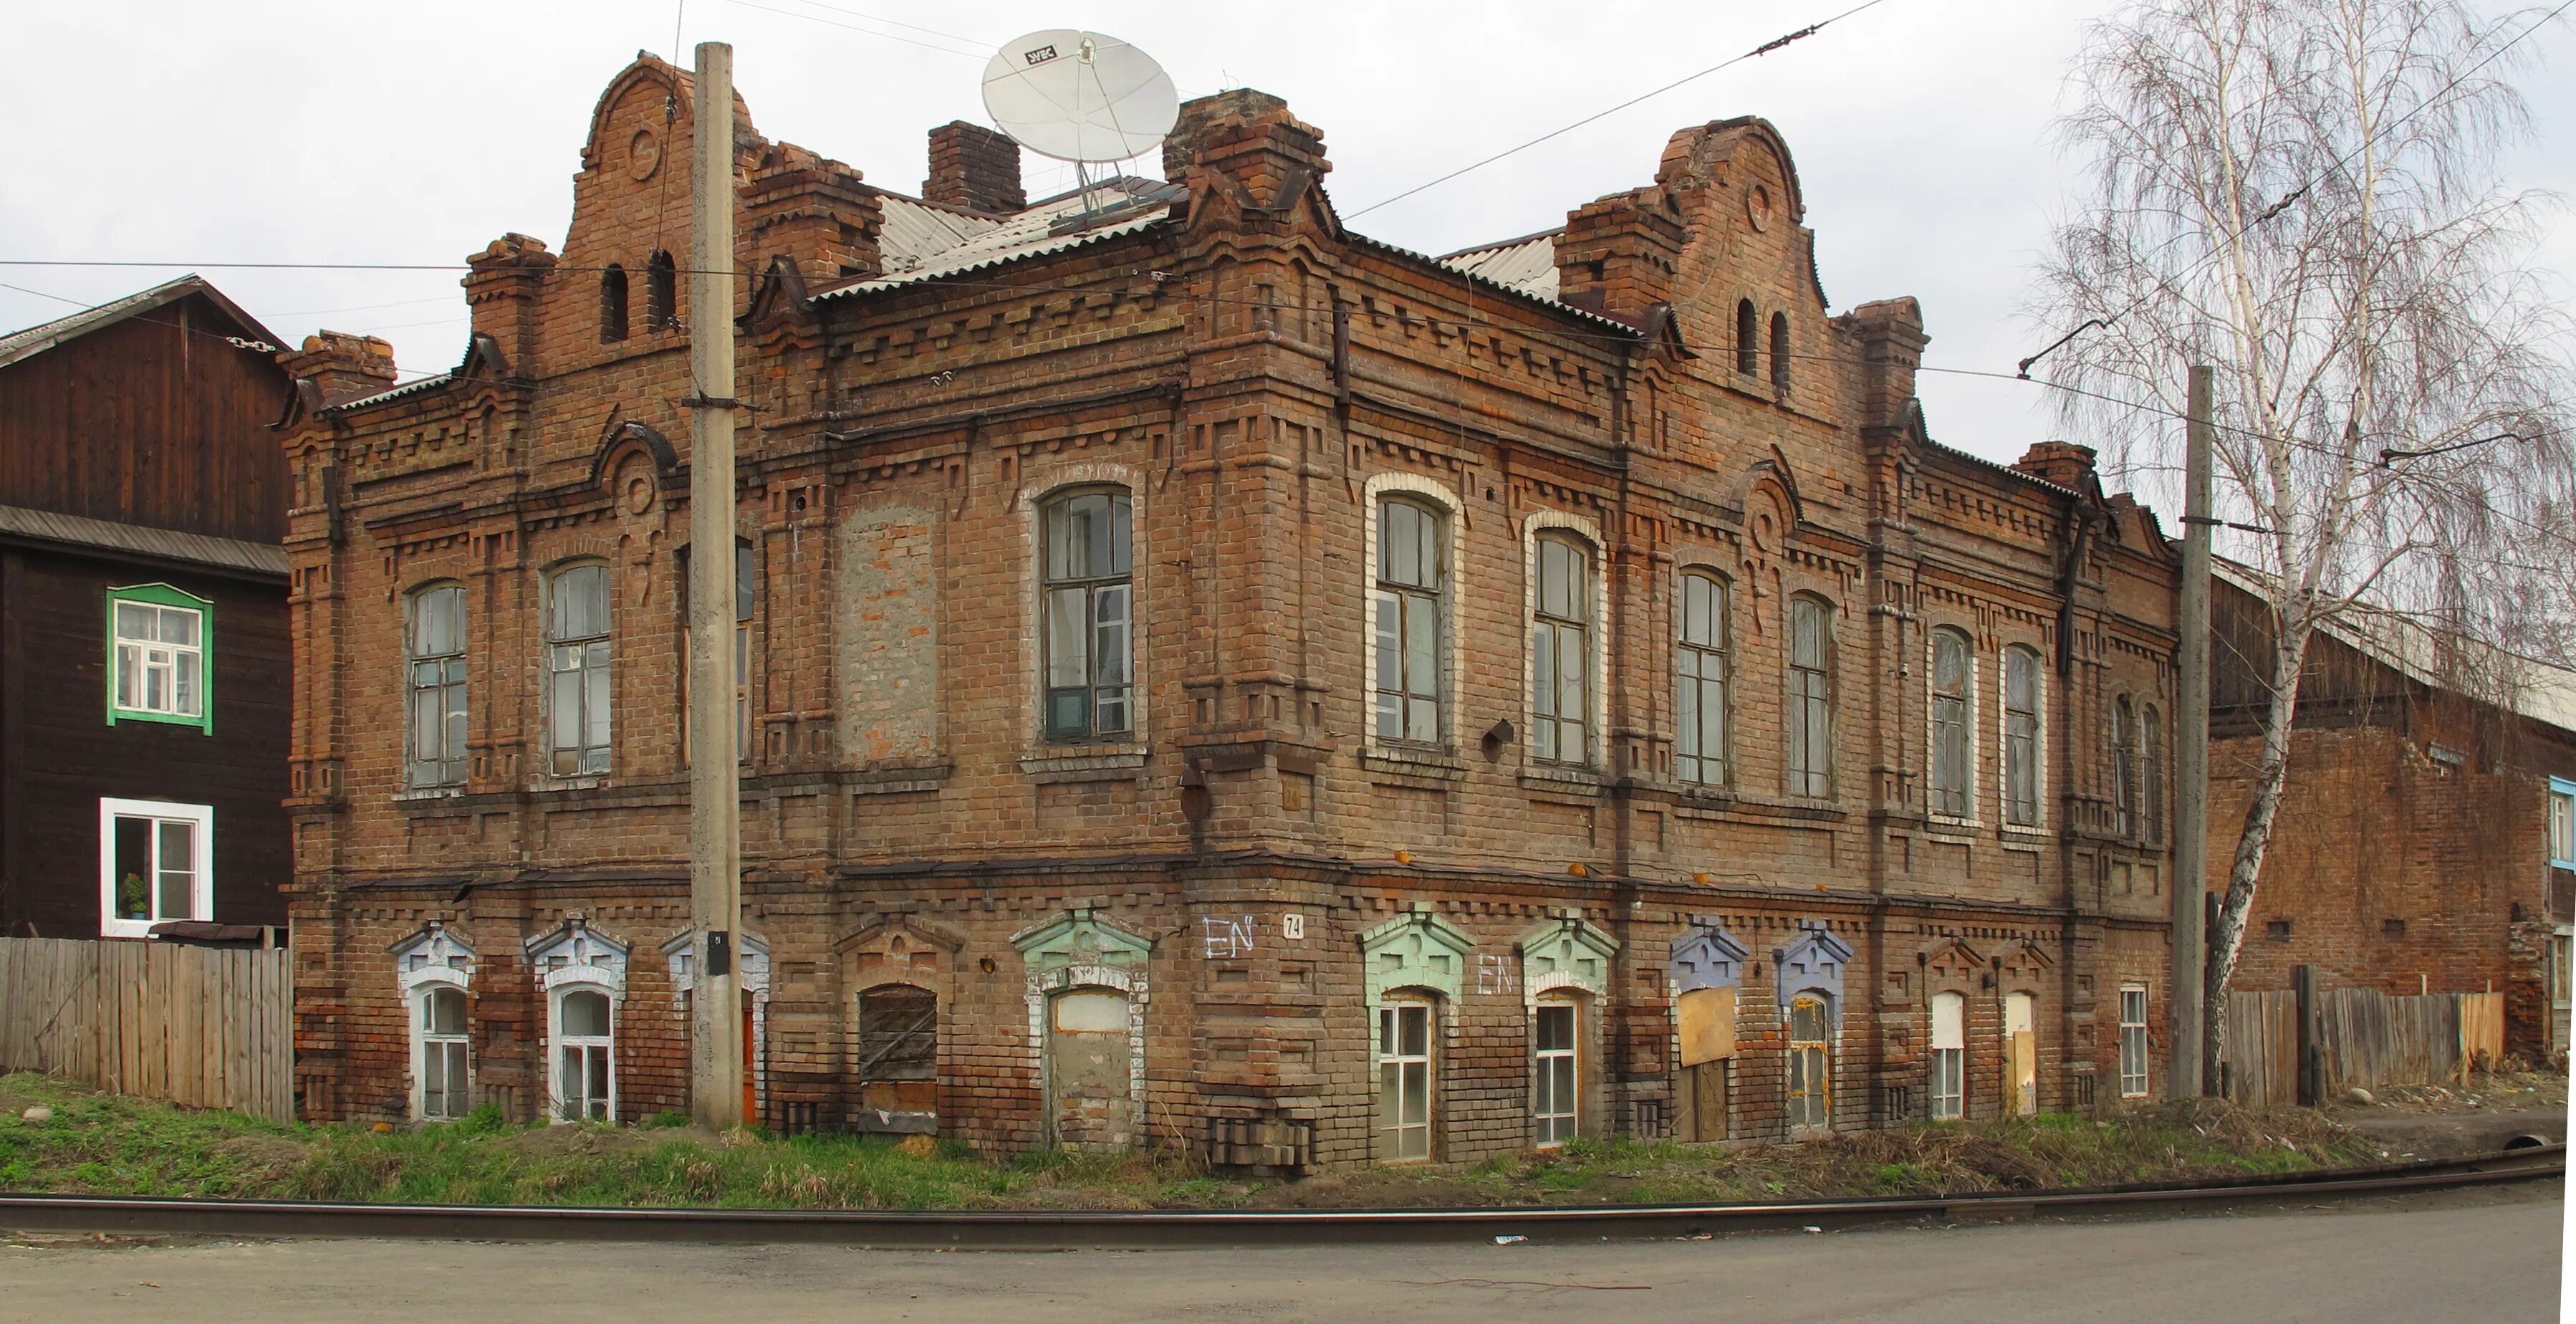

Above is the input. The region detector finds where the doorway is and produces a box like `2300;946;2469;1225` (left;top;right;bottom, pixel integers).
2004;992;2038;1116
1047;988;1135;1149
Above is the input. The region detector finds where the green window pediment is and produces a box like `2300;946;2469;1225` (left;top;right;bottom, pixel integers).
1519;916;1619;999
1011;907;1153;972
105;582;214;734
1361;908;1474;1003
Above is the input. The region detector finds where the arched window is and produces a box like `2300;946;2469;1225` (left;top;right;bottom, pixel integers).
2112;696;2138;836
1928;628;1972;818
1769;311;1792;390
552;986;615;1123
2003;646;2044;826
1735;299;1759;375
546;563;612;776
646;250;676;332
600;263;629;342
1373;497;1444;745
1378;996;1436;1161
1530;531;1592;764
1786;597;1835;797
2142;703;2166;843
1040;488;1133;741
1929;991;1965;1120
1787;994;1832;1130
1676;570;1730;785
1533;997;1580;1146
418;986;471;1120
406;583;468;790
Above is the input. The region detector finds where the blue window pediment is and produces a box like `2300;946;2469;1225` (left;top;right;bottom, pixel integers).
1668;916;1750;994
1774;924;1853;1022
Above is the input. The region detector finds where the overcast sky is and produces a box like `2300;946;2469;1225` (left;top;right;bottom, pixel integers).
4;1;2569;476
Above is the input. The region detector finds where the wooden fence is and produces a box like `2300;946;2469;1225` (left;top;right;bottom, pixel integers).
0;938;293;1122
2223;982;2508;1106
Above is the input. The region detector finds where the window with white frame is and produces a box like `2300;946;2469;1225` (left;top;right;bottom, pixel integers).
1929;628;1973;818
1533;1001;1579;1146
1378;999;1434;1161
1530;532;1592;764
2111;696;2138;837
2119;985;2150;1098
1040;489;1134;742
1786;597;1835;797
97;798;212;937
107;585;211;730
417;987;472;1120
553;986;615;1122
2003;645;2043;826
1929;991;1965;1120
1372;498;1444;745
546;563;612;776
406;583;468;789
1676;570;1731;786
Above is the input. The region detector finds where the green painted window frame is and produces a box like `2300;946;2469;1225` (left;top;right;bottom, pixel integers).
105;582;213;734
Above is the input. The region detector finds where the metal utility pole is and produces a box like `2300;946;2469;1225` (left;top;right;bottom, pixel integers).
686;38;745;1131
2168;364;2214;1099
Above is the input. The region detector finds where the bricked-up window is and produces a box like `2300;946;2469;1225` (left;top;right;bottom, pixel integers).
97;797;212;939
2111;696;2138;836
107;583;211;731
646;250;677;332
1769;312;1792;390
1929;991;1966;1120
678;542;756;764
1373;498;1443;744
1530;532;1592;764
1929;628;1972;818
1786;994;1832;1129
2141;703;2166;843
599;263;629;342
1676;570;1731;785
2119;985;2150;1097
406;583;468;789
1533;1001;1578;1146
1041;489;1134;741
418;987;471;1121
1378;999;1434;1161
546;563;612;776
855;984;938;1119
1786;597;1835;797
1734;299;1759;375
552;986;615;1123
2003;645;2043;825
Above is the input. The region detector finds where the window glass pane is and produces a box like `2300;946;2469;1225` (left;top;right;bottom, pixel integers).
1537;1005;1574;1051
562;989;610;1038
116;643;139;709
112;817;150;921
1383;502;1420;587
1045;587;1089;688
1792;998;1825;1040
1792;600;1821;668
145;654;169;711
431;988;466;1035
1046;690;1090;739
159;606;198;647
1555;625;1586;731
552;566;605;641
1378;1060;1400;1129
1405;692;1437;744
115;601;152;642
1107;494;1131;576
1404;595;1437;701
583;643;612;752
175;649;200;716
1400;1061;1429;1124
735;545;756;622
1093;688;1130;737
1401;1006;1429;1057
1092;585;1130;685
1933;632;1966;693
1532;625;1557;720
559;1047;584;1118
155;821;195;920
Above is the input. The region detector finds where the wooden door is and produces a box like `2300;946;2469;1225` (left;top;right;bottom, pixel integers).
1675;987;1735;1141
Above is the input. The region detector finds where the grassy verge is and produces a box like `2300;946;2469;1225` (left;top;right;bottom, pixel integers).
0;1071;2384;1212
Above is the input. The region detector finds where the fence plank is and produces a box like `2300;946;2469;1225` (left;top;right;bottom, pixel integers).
0;938;293;1123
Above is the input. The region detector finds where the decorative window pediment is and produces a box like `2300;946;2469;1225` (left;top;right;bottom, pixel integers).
1011;906;1151;972
524;913;630;996
1774;924;1853;1022
1668;916;1750;993
1361;908;1474;1003
393;920;477;992
1519;914;1618;1004
661;929;771;996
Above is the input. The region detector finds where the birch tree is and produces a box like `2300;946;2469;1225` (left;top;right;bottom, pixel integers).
2031;0;2575;1088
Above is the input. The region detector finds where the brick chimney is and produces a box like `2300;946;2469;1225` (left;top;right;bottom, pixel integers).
742;142;884;284
462;232;556;375
923;121;1025;214
1162;89;1328;215
2013;441;2100;489
1834;297;1929;435
1554;188;1683;325
278;331;398;407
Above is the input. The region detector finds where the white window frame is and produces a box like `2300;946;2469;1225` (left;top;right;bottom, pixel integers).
1926;626;1978;823
547;979;618;1123
1378;997;1436;1162
2119;985;2150;1098
396;922;479;1121
1363;476;1458;751
1522;512;1607;769
1929;991;1966;1120
1532;999;1580;1146
96;797;214;939
413;984;474;1121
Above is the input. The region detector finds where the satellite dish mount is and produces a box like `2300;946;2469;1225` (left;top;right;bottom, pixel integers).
981;29;1180;224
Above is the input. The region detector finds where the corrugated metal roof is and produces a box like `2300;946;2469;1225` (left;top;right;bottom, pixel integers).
332;371;456;413
820;178;1181;299
1439;229;1563;303
877;194;1006;275
0;502;288;577
0;274;287;373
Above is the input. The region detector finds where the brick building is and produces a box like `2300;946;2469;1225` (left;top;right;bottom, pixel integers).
277;54;2181;1164
2208;564;2576;1060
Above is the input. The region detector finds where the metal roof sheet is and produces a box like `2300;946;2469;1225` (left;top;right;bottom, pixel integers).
332;371;456;412
0;502;288;577
820;178;1181;299
876;194;1006;276
0;274;287;373
1438;229;1563;303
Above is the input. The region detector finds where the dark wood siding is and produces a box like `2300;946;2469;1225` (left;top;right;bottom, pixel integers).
0;294;290;542
0;545;289;938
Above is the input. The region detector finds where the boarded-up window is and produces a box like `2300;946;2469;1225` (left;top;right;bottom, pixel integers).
855;984;936;1120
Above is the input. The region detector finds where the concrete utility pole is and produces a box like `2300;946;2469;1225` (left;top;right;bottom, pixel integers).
686;39;745;1131
2169;364;2214;1099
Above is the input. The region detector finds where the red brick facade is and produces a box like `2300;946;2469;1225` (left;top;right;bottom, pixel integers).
278;57;2179;1166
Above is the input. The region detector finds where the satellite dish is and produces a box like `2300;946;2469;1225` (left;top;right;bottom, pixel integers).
981;29;1179;165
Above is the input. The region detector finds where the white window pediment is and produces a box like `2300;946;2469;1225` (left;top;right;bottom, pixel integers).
661;929;771;996
1519;915;1618;1007
393;920;477;994
524;914;630;997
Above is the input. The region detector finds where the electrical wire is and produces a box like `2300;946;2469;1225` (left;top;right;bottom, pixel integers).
726;0;987;59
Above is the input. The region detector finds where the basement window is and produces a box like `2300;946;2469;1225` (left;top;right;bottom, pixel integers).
2383;918;2408;941
2266;918;2294;941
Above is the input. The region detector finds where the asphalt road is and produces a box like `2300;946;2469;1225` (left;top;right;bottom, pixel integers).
1;1187;2562;1323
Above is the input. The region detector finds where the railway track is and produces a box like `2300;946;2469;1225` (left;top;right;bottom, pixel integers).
0;1145;2557;1249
